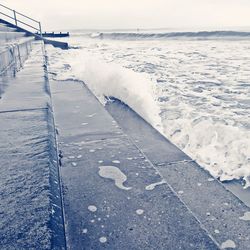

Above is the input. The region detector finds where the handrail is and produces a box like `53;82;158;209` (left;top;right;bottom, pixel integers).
0;3;42;36
13;19;40;32
0;3;12;12
0;11;13;21
15;10;40;24
0;11;39;31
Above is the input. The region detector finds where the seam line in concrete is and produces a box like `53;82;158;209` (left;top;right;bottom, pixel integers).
66;135;126;143
46;57;67;249
0;107;48;114
155;159;196;166
120;132;220;248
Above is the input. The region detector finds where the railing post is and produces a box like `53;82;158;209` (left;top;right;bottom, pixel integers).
13;10;17;26
39;22;42;37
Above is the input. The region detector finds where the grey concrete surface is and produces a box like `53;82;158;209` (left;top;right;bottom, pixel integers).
106;98;250;250
0;31;26;44
0;42;65;249
0;24;16;32
106;98;191;165
223;181;250;207
50;80;219;249
0;37;33;75
0;41;45;102
0;109;53;249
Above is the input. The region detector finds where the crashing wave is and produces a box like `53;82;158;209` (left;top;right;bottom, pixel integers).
88;31;250;40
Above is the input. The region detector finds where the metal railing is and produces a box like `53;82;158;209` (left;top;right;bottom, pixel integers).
0;3;42;36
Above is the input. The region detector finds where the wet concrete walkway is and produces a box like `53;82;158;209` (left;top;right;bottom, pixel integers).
50;80;219;249
106;99;250;250
0;42;65;249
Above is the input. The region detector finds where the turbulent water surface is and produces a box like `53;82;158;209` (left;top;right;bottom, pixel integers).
47;30;250;187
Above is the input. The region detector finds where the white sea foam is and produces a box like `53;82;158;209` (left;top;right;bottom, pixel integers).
112;160;120;164
136;209;144;215
99;236;107;243
221;240;236;249
98;166;132;190
47;46;162;130
239;212;250;221
47;37;250;187
145;180;166;190
88;205;97;212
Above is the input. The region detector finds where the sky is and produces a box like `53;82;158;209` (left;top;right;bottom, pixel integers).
1;0;250;31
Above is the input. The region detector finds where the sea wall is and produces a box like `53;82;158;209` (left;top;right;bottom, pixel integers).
0;37;33;75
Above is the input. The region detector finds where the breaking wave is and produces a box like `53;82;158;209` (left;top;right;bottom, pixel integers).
47;37;250;188
87;31;250;40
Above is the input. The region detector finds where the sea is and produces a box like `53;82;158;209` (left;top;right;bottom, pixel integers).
47;28;250;188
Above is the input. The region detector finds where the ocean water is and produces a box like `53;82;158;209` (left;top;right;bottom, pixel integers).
47;30;250;187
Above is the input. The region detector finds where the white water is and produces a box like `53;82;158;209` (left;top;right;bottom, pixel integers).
221;240;236;249
88;205;97;212
47;33;250;187
239;212;250;221
145;180;166;191
136;209;144;215
99;236;107;243
98;166;132;190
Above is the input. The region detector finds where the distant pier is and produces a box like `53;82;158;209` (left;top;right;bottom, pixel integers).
37;31;70;38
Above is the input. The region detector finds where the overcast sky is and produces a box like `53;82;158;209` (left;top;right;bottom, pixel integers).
2;0;250;31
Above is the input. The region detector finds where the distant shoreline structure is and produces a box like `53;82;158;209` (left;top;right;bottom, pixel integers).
36;31;70;37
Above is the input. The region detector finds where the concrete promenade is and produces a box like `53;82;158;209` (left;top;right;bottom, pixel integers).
0;42;65;249
106;99;250;250
50;80;219;249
